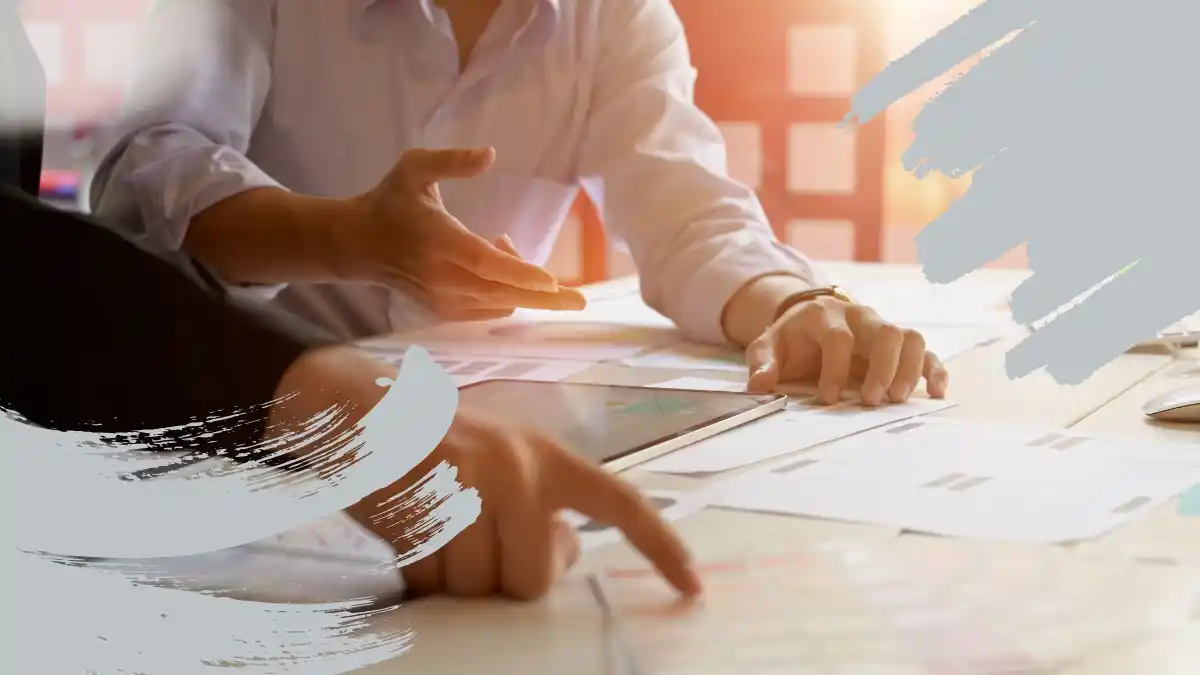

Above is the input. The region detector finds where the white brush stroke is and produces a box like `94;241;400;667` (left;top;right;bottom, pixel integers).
843;0;1200;384
2;346;480;674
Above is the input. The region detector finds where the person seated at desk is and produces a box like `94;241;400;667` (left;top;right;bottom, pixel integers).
1;2;697;602
91;0;949;408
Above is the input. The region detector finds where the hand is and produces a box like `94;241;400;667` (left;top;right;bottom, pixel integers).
745;295;949;406
347;409;702;601
271;347;698;601
351;147;587;321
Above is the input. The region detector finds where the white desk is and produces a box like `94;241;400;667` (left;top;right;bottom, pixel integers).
355;263;1199;674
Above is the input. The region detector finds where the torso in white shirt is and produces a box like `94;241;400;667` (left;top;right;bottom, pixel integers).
260;0;593;337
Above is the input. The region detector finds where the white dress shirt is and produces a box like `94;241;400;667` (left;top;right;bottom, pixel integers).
91;0;820;342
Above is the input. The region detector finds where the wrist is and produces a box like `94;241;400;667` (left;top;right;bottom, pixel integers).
187;188;375;285
720;274;815;347
271;346;442;544
266;344;394;471
270;345;392;424
319;195;379;282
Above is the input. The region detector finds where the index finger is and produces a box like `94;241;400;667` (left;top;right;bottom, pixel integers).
544;450;701;597
436;226;560;293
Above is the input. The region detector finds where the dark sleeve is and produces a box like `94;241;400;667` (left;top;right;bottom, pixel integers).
0;185;341;457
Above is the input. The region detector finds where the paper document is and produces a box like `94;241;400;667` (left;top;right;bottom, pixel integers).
369;349;593;387
838;277;1016;328
708;418;1200;543
919;323;1011;359
639;381;955;474
621;342;748;373
364;309;675;362
595;538;1199;675
511;299;677;330
623;325;1004;373
561;489;708;552
647;376;744;392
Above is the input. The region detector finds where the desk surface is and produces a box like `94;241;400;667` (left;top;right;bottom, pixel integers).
357;263;1199;675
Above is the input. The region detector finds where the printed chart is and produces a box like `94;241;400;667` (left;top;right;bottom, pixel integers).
707;418;1200;543
371;349;593;388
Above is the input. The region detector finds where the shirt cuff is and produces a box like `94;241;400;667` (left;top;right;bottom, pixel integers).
673;235;824;345
125;136;285;252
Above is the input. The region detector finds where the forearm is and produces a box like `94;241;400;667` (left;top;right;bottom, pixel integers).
185;186;371;285
90;124;364;287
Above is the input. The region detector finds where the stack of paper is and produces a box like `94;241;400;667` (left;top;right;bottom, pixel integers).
706;417;1200;543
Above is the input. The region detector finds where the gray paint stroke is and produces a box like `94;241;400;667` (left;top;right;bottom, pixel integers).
844;0;1200;384
3;347;479;673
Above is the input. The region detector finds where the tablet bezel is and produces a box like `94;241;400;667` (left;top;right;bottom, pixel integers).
456;380;787;473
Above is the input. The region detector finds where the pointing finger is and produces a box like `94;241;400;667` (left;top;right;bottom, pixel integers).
544;448;701;597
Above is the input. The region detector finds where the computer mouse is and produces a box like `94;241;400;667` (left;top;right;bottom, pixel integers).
1142;385;1200;423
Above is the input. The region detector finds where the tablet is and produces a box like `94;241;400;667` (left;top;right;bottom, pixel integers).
456;380;787;472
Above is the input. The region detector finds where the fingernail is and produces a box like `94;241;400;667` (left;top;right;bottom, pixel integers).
862;385;883;406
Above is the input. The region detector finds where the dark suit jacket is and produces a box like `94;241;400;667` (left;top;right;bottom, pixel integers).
1;4;338;458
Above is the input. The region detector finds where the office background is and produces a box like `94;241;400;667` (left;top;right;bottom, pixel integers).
19;0;1026;286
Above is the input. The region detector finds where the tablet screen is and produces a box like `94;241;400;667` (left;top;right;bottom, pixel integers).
457;380;782;465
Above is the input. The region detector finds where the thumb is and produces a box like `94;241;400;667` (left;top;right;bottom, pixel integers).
553;517;582;576
397;147;495;187
746;332;782;393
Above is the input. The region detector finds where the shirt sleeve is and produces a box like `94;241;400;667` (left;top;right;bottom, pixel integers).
576;0;825;345
0;184;339;460
88;0;286;302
